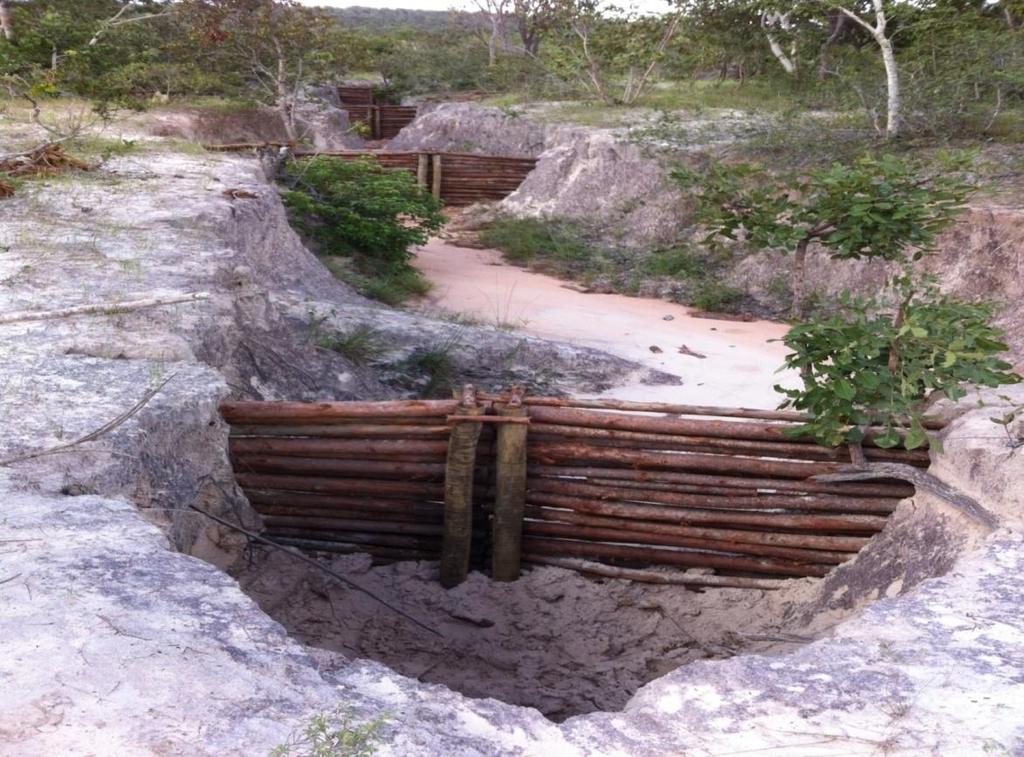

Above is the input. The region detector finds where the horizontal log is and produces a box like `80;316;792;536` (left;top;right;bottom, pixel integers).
256;503;444;524
245;489;444;516
220;399;459;424
526;406;936;450
527;442;838;479
266;528;443;550
237;473;443;498
523;505;870;551
231;455;445;480
230;424;451;438
526;478;897;514
520;537;828;577
528;492;889;533
263;515;445;536
230;438;448;458
270;537;437;561
525;556;787;589
526;465;913;498
528;424;927;465
522;520;852;564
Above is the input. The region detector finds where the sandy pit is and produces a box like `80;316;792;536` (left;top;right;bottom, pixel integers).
412;239;797;408
239;549;824;721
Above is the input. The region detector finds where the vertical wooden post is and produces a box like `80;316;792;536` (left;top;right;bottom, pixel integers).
416;153;429;188
440;384;483;588
372;106;382;140
431;153;443;200
492;385;528;582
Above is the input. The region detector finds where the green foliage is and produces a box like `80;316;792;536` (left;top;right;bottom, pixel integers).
318;325;386;366
402;336;461;398
269;709;386;757
478;217;592;265
777;278;1020;450
676;152;976;262
281;157;443;304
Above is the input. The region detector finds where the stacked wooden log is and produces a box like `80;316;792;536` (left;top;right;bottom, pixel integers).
436;154;538;205
337;86;374;106
377;106;418;139
514;399;927;581
222;400;491;563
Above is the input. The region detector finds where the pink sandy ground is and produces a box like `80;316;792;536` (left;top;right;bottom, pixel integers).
412;239;799;408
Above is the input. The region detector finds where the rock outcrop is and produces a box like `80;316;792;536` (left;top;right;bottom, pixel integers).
2;132;1023;756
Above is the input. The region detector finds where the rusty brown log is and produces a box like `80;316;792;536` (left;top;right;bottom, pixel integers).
528;492;888;533
526;465;913;498
527;442;837;479
270;537;436;561
525;556;788;589
528;424;928;465
236;473;443;498
229;424;450;438
246;487;440;512
520;537;828;577
522;520;851;564
231;455;445;480
263;515;445;536
256;503;443;523
266;528;443;551
220;399;459;424
526;478;897;514
525;406;937;449
479;394;945;429
230;437;448;458
523;505;870;551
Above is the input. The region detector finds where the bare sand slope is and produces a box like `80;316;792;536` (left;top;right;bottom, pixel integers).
413;239;797;407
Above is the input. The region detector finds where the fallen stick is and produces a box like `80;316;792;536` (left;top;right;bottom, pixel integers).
525;556;787;590
0;374;176;467
813;463;999;530
189;505;443;638
0;292;210;325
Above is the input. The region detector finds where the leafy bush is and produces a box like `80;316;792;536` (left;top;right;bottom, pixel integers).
676;152;977;316
270;708;386;757
478;217;593;265
281;157;444;304
777;279;1020;450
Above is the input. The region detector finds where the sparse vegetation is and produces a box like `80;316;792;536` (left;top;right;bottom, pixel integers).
269;709;386;757
318;325;387;366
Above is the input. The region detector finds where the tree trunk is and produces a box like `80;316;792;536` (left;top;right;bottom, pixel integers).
0;1;14;42
791;237;810;318
878;36;901;138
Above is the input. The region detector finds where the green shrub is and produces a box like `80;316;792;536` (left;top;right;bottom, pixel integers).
318;325;386;366
778;278;1020;450
690;280;745;312
478;218;593;265
281;157;444;305
270;708;386;757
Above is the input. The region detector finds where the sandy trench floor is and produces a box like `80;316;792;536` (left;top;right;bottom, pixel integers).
411;238;797;408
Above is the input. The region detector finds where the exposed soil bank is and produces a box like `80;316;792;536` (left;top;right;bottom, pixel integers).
240;551;820;721
412;238;796;408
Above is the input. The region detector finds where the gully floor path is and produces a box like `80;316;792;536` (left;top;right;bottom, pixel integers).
413;238;797;408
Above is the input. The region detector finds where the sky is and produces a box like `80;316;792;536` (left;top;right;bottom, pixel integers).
298;0;676;13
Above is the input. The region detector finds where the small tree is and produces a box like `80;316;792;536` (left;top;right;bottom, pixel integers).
280;157;444;303
777;277;1019;450
676;153;976;317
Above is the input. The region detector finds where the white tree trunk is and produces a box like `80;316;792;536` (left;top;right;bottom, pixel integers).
0;1;14;42
836;0;901;138
762;11;797;76
878;36;901;138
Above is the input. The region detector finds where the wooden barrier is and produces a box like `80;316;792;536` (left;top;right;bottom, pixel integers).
222;390;934;587
291;150;538;206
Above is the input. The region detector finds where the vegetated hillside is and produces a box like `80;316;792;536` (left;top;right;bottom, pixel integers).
322;6;466;30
